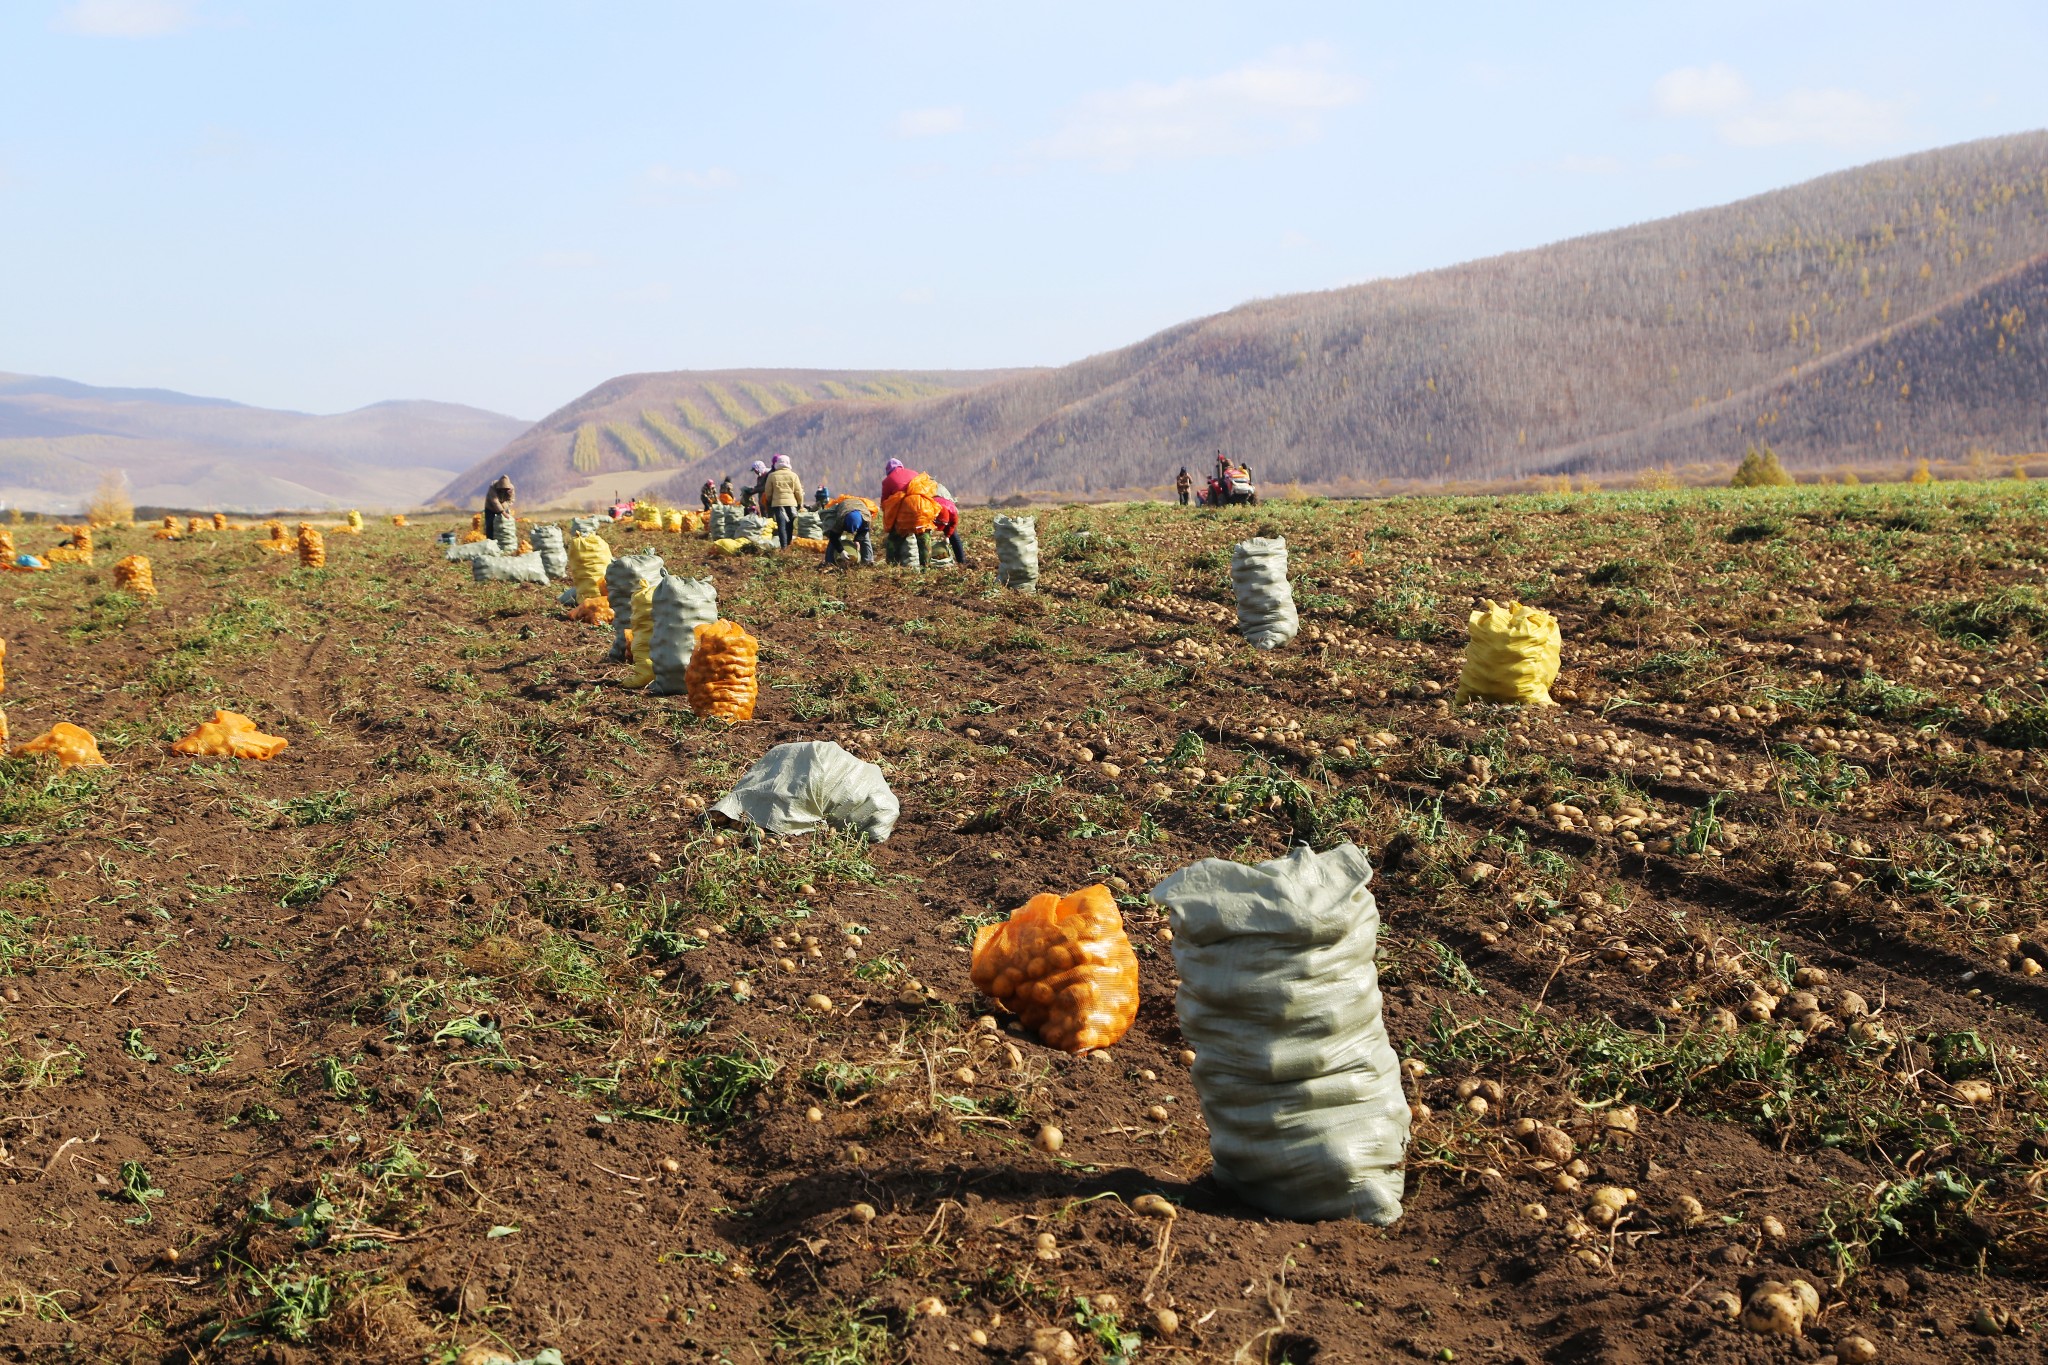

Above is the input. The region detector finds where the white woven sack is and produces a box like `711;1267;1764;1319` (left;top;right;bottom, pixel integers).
711;741;899;842
493;513;518;555
446;540;504;563
646;576;719;697
528;524;568;579
472;550;549;585
993;516;1038;591
604;552;665;662
570;516;602;537
1231;537;1299;649
1150;843;1409;1224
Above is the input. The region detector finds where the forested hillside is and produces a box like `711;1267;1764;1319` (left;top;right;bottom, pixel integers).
433;369;1038;507
639;131;2048;503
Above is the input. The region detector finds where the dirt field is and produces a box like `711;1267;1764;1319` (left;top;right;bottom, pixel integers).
2;487;2045;1365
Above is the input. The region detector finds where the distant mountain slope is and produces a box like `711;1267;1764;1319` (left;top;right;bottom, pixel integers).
432;368;1042;508
638;131;2048;504
0;375;529;513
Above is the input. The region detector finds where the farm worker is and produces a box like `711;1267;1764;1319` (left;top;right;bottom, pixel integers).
1176;467;1192;505
880;459;940;569
814;485;830;509
482;475;515;542
822;494;878;566
761;453;805;548
880;457;915;502
932;484;968;566
699;480;716;511
718;474;736;504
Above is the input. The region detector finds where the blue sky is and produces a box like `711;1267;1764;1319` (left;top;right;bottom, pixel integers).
4;0;2045;419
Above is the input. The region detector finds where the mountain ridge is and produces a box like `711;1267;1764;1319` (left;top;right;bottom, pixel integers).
0;373;528;513
576;130;2048;504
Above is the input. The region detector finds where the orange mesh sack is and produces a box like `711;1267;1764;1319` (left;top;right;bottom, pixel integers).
684;620;758;721
213;512;228;530
391;514;408;527
15;722;107;769
0;637;7;694
0;528;12;559
187;517;204;535
970;885;1140;1053
113;555;156;597
568;598;614;625
172;709;288;761
297;526;326;568
882;472;940;536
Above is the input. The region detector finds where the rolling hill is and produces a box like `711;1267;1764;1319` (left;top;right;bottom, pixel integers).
581;130;2048;505
0;374;528;513
431;369;1043;509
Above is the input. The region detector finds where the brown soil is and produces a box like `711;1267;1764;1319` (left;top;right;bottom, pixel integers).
0;497;2044;1365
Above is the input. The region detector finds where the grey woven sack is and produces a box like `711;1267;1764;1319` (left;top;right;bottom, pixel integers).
494;512;518;555
1150;843;1409;1224
731;512;772;543
712;741;899;841
472;550;549;585
993;515;1038;591
604;552;666;662
446;540;504;563
709;505;739;539
570;515;601;537
528;524;567;580
1232;536;1299;649
646;575;720;696
794;508;824;540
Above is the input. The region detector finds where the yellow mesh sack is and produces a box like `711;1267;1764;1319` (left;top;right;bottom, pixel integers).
566;532;613;606
113;555;156;597
346;510;364;533
187;517;204;535
1455;599;1561;707
970;885;1140;1052
622;578;657;689
297;526;326;569
0;528;12;559
213;512;228;530
162;515;179;531
684;620;758;721
0;636;7;693
391;514;408;527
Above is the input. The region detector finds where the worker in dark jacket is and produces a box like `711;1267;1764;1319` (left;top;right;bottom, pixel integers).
482;475;515;541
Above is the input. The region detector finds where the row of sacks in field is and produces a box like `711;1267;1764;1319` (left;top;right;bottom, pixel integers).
709;734;1410;1225
1229;536;1564;705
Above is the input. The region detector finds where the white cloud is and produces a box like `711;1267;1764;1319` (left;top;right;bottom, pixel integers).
1653;63;1750;118
53;0;192;37
1034;44;1365;170
642;164;739;192
895;106;965;138
1653;64;1905;148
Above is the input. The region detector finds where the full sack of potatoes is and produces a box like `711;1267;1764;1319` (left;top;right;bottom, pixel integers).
1455;599;1560;706
1151;843;1409;1223
970;886;1139;1052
